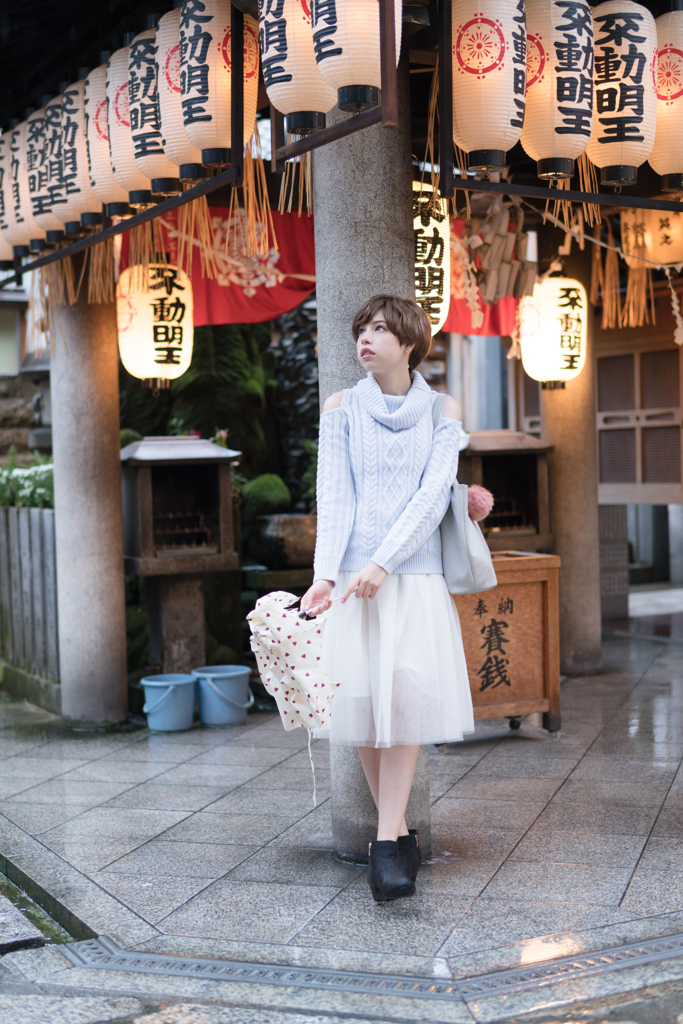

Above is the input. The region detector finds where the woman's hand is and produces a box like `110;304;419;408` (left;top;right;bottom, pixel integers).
341;561;388;603
300;579;334;617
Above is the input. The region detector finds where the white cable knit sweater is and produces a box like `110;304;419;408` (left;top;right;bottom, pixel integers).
313;371;461;583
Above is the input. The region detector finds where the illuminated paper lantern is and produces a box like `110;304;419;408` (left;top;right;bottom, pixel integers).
586;0;657;186
129;27;181;196
521;0;594;179
649;9;683;192
84;62;131;217
0;230;13;268
61;77;105;232
117;264;194;385
260;0;336;134
413;181;451;335
108;41;155;208
520;276;588;385
452;0;527;173
26;106;67;243
179;0;259;166
310;0;401;112
0;133;26;258
156;8;206;183
621;206;683;266
10;122;47;252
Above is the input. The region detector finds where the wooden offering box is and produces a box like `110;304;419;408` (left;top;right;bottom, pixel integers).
452;552;561;733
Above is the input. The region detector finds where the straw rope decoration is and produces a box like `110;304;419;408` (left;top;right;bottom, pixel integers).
87;236;116;304
601;220;622;330
621;224;655;329
576;154;601;228
278;139;313;217
126;217;168;293
229;121;276;257
177;193;219;280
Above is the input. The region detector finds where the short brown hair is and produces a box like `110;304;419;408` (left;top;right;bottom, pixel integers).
352;295;432;371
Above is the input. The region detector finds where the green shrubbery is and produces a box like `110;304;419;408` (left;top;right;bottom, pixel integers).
0;448;54;509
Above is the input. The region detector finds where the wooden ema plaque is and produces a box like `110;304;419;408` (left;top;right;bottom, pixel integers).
452;552;561;733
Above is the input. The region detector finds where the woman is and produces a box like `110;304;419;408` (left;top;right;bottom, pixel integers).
301;294;474;903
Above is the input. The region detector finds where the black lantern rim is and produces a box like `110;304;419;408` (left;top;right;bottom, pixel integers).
179;163;209;184
64;222;83;236
46;230;65;243
30;238;47;251
662;173;683;194
202;148;231;167
338;86;379;113
537;158;574;180
600;165;637;187
0;261;14;271
467;149;506;173
151;177;182;197
12;246;29;258
80;211;102;228
142;377;171;390
128;190;157;210
541;380;567;390
105;202;133;219
285;111;327;135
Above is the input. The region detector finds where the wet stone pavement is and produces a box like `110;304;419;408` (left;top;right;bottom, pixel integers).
2;635;683;1022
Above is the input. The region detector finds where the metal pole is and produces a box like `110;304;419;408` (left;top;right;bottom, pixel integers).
231;4;244;188
439;0;454;198
379;0;398;127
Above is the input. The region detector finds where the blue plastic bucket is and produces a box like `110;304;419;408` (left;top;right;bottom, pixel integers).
141;674;196;732
192;665;254;727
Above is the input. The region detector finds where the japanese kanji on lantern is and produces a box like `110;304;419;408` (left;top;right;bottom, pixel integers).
26;104;67;243
10;122;47;252
117;264;194;387
0;134;28;257
521;0;594;180
310;0;402;113
129;23;181;196
156;6;207;184
260;0;336;134
520;276;588;386
648;7;683;193
179;0;260;167
84;60;131;217
40;95;71;237
621;206;683;265
586;0;657;187
108;39;155;208
412;181;450;335
452;0;527;173
60;76;106;232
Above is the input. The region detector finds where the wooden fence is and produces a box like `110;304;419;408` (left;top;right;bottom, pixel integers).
0;507;59;681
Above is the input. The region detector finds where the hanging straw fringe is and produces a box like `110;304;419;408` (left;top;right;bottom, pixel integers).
601;220;621;329
87;236;116;304
127;217;168;292
228;122;277;256
577;153;601;227
177;193;219;280
664;267;683;345
621;233;654;328
278;140;313;217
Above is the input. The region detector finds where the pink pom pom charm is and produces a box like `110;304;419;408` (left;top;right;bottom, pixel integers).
467;484;494;522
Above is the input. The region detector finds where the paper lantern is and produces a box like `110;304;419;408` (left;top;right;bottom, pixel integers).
310;0;401;112
26;106;67;243
260;0;336;134
156;8;206;183
649;9;683;192
413;181;451;335
60;78;104;232
9;122;47;252
129;27;181;196
621;206;683;266
117;264;194;385
0;133;25;258
108;42;155;208
521;0;594;180
84;63;131;217
179;0;259;166
452;0;527;173
520;276;588;385
586;1;657;186
0;230;13;268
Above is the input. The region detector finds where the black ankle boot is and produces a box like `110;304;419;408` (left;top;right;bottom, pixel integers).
368;840;416;903
397;830;421;883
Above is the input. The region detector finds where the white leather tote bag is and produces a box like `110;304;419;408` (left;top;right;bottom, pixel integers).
432;395;498;595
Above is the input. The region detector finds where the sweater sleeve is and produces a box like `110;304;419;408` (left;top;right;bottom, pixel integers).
370;418;460;575
313;407;356;584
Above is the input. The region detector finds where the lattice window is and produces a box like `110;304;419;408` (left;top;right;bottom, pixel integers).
641;350;680;409
600;429;636;483
598;354;635;411
642;426;681;483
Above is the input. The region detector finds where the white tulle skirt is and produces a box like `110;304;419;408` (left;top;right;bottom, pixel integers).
321;571;475;748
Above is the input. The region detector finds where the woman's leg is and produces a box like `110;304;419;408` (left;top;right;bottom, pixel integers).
357;745;418;841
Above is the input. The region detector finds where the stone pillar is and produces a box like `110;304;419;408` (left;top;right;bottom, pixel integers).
313;56;432;860
147;575;206;673
52;272;128;725
540;247;602;675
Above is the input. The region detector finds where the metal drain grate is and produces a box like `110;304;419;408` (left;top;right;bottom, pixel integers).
62;931;683;1004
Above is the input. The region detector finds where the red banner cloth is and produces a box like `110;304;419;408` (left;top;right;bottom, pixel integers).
120;208;316;325
443;219;518;337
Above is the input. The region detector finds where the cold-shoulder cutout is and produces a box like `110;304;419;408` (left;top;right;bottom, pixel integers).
323;390;345;413
440;395;462;421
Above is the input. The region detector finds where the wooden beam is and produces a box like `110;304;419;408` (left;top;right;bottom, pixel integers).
438;0;454;198
275;106;382;162
231;4;244;188
453;177;683;214
270;104;285;174
379;0;398;127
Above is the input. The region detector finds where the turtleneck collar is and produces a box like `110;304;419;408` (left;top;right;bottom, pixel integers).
356;371;432;430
